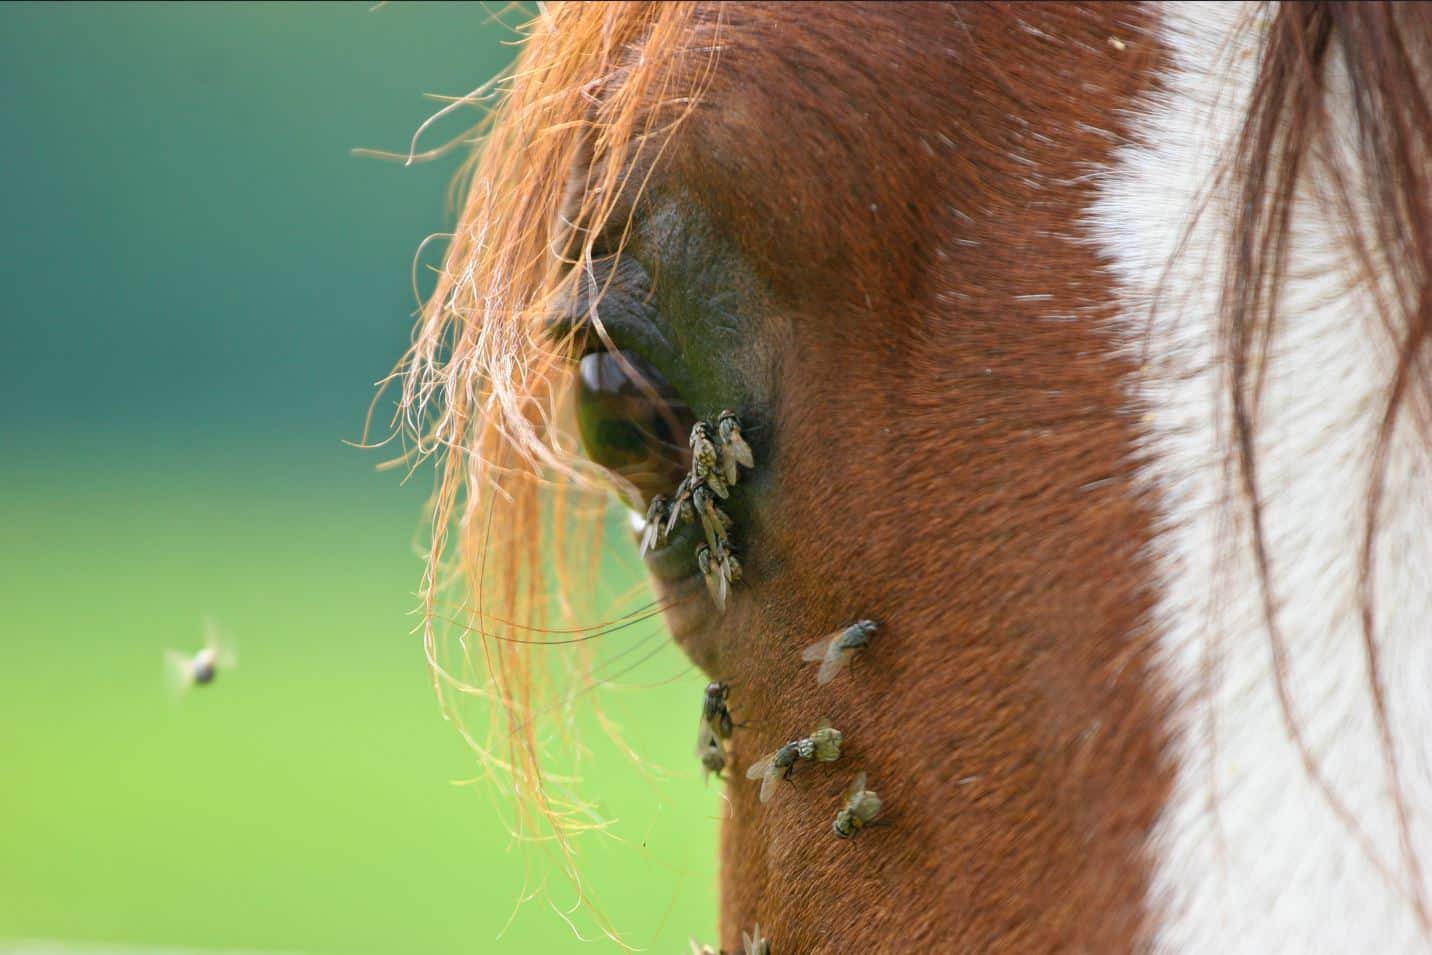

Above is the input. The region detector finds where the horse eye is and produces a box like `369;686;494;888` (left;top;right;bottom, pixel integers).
575;350;693;504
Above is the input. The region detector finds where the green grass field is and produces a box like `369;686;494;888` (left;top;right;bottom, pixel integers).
0;5;721;950
0;446;719;954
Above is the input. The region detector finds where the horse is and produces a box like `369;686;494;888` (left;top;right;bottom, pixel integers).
390;2;1432;951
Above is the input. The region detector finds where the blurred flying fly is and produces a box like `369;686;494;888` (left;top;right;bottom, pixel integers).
164;618;237;698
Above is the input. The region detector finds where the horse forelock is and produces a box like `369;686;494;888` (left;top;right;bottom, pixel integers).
388;3;718;941
397;1;1432;951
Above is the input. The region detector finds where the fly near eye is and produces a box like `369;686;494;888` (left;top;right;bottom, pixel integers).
574;350;693;505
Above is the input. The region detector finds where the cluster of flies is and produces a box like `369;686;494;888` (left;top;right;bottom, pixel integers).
641;411;753;611
696;619;882;834
640;413;882;953
690;622;882;954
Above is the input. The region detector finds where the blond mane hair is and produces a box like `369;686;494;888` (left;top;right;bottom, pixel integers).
379;2;715;940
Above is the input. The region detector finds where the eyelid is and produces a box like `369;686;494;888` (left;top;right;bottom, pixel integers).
544;313;595;354
544;312;642;365
550;257;682;369
545;255;639;349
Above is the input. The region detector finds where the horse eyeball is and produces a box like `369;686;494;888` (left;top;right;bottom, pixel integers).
575;350;693;503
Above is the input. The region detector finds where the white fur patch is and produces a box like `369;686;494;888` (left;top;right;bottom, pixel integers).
1091;2;1432;951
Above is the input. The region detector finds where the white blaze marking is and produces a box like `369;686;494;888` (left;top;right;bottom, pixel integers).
1092;2;1432;951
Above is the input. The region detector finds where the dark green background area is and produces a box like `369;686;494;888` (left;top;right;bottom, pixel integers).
0;5;716;953
1;1;479;445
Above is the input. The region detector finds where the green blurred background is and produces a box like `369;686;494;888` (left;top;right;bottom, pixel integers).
0;4;717;953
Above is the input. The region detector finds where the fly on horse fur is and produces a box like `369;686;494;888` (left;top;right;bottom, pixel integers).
696;680;743;782
394;2;1432;951
746;723;844;804
832;771;883;840
715;411;754;488
800;619;877;686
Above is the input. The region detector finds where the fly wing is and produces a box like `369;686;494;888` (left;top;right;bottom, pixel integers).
695;715;719;759
758;767;781;804
852;789;883;822
728;432;755;470
848;771;868;801
204;617;238;670
665;478;691;536
745;752;774;781
719;446;739;488
800;631;838;663
641;497;668;555
697;501;723;553
163;650;193;701
742;923;765;955
640;516;661;555
705;470;730;500
815;641;849;686
721;426;756;469
703;565;726;611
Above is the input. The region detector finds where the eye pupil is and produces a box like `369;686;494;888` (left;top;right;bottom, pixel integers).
575;350;693;503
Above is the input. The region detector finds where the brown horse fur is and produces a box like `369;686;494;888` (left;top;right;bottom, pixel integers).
388;2;1432;951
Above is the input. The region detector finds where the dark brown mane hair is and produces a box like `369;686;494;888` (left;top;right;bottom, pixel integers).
1227;0;1431;924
